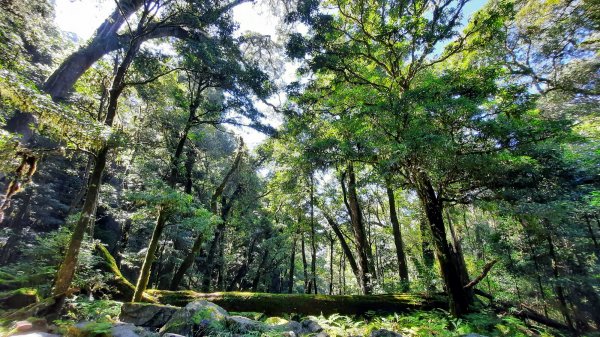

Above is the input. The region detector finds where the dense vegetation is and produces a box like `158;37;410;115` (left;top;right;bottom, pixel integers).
0;0;598;336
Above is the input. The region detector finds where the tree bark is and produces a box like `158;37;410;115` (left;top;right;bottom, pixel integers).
132;208;168;302
342;162;372;294
385;181;409;291
309;173;318;294
415;173;472;316
53;33;142;296
322;211;360;284
288;235;296;293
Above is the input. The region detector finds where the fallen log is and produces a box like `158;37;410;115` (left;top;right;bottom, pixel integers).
146;290;449;315
473;289;570;331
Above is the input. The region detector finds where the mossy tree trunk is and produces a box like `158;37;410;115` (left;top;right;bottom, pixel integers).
132;208;168;302
385;181;409;291
53;34;142;297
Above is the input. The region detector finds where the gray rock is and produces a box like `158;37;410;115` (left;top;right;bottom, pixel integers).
225;315;266;333
159;300;228;336
275;320;302;335
119;302;179;328
110;323;159;337
300;319;323;333
369;329;403;337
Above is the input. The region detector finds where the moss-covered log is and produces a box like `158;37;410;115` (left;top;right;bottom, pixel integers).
146;290;448;315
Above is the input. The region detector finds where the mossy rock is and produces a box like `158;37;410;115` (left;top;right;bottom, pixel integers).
119;302;178;328
159;300;228;336
0;288;39;310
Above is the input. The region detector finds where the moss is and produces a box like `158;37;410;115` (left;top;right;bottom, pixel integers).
146;290;448;316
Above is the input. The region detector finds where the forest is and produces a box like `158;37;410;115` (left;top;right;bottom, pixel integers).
0;0;598;336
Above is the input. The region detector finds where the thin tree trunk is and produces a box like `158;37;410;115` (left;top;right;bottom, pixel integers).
542;220;574;330
309;174;317;294
520;218;549;318
342;162;372;294
329;237;334;295
385;181;409;291
132;208;168;302
288;235;296;293
301;233;309;293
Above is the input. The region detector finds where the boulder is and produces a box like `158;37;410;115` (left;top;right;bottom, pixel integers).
14;321;33;332
110;323;159;337
0;288;39;309
370;329;403;337
300;319;323;333
159;300;228;336
10;333;60;337
275;320;303;335
225;315;266;333
120;302;179;328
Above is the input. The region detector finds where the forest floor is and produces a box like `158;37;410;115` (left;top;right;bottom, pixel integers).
0;292;574;337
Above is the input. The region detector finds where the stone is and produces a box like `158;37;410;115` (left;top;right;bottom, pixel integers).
369;329;403;337
120;302;179;328
300;319;323;333
110;323;159;337
0;288;39;309
161;334;186;337
15;321;33;332
225;315;266;333
275;320;302;335
159;300;228;336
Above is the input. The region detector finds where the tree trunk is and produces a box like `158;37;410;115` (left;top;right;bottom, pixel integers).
322;211;360;284
251;249;269;292
415;173;472;316
43;0;144;100
132;208;168;302
169;232;203;290
53;28;142;297
385;182;409;291
288;235;296;293
343;162;372;294
53;146;108;295
542;219;574;330
329;237;334;295
309;174;318;294
301;233;310;293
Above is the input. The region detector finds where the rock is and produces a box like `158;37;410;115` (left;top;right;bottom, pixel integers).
301;319;323;333
0;288;39;309
15;321;33;332
275;320;302;335
110;323;159;337
161;334;185;337
120;302;179;328
370;329;403;337
159;300;228;336
225;315;266;333
314;332;329;337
